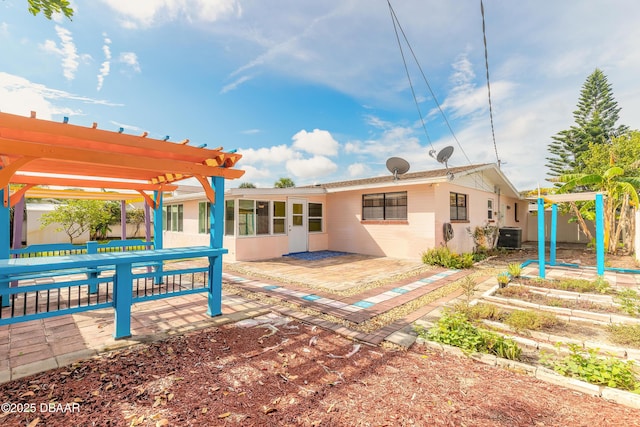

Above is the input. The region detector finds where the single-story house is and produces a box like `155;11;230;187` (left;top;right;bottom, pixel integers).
162;163;527;262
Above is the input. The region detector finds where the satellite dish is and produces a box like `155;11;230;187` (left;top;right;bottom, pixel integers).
436;146;454;165
386;157;410;181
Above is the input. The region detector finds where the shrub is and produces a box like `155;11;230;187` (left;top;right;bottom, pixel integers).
421;247;475;269
418;311;521;360
465;303;505;321
608;324;640;348
543;344;640;392
504;309;559;331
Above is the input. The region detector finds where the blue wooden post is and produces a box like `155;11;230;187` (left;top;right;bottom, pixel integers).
113;262;133;339
596;193;605;276
550;204;557;266
153;191;164;284
144;202;151;248
86;241;99;294
537;198;545;279
207;176;224;317
1;187;10;307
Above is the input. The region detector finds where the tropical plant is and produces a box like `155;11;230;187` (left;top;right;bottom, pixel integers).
555;165;640;253
126;208;146;238
421;247;475;269
238;182;257;188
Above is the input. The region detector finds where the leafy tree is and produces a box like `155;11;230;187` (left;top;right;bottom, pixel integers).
274;177;295;188
238;182;257;188
27;0;73;20
126;208;146;238
581;131;640;176
546;69;628;179
40;199;120;243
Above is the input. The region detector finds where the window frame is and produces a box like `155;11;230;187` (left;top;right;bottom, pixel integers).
450;192;468;222
362;191;407;221
308;202;323;233
198;201;210;234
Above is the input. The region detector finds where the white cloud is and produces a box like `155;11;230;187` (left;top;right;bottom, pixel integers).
238;144;297;165
286;155;337;179
348;163;367;177
100;0;241;28
97;34;112;91
41;25;79;80
119;52;141;73
220;75;253;94
0;72;121;119
291;129;339;156
241;129;261;135
0;22;8;37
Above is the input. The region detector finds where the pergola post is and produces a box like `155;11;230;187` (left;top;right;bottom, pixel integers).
596;193;605;276
1;187;10;307
120;200;126;240
12;196;24;251
144;202;151;246
152;191;164;284
550;204;557;266
207;176;224;317
537;197;545;279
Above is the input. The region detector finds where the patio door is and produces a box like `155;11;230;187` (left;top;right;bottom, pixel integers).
288;198;308;254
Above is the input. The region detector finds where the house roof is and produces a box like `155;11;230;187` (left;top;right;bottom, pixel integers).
0;111;245;207
307;163;522;199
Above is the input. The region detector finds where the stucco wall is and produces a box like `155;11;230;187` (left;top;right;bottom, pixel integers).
325;184;436;260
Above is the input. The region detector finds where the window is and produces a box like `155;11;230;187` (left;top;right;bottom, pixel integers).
236;200;287;236
238;200;255;236
450;192;467;221
225;200;235;236
256;201;270;235
362;192;407;220
273;201;286;234
514;202;519;223
199;202;210;234
487;199;494;220
163;204;183;231
308;202;323;232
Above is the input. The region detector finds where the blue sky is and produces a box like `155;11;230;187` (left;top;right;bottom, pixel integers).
2;1;640;191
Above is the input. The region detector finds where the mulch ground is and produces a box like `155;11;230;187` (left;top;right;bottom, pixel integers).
1;317;639;427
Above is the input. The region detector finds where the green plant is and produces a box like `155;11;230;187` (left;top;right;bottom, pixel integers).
615;289;640;317
608;324;640;348
496;272;510;288
465;303;504;321
418;311;521;360
543;344;640;392
504;309;559;332
421;247;475;269
506;263;522;278
555;278;611;294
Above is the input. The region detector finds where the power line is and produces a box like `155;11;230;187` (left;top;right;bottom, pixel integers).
480;0;501;167
386;0;472;165
386;0;433;150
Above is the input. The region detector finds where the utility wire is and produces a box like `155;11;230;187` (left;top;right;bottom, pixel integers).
387;0;433;150
387;0;472;165
481;0;501;167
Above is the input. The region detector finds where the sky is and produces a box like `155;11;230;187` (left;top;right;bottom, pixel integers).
1;0;640;191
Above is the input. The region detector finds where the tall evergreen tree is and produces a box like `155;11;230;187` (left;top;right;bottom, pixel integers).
546;69;628;180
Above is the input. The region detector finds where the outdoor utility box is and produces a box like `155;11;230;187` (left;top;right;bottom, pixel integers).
497;227;522;249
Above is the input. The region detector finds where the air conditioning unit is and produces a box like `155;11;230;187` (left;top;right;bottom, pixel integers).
497;227;522;249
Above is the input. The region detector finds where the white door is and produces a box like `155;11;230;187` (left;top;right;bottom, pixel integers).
288;198;307;254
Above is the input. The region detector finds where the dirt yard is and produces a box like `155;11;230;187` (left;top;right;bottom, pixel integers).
1;316;640;427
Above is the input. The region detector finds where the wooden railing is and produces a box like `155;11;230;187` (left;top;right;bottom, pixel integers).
0;246;226;339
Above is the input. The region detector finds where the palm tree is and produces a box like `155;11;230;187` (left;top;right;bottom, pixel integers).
556;166;640;254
